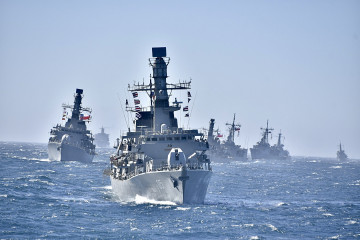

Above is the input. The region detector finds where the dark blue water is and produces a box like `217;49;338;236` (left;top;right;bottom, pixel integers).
0;142;359;239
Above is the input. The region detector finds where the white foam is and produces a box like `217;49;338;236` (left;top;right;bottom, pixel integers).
265;223;278;231
175;207;191;211
0;194;7;198
134;195;176;206
322;213;334;217
346;220;357;225
330;166;342;169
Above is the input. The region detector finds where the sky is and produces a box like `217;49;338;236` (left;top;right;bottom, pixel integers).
0;0;359;159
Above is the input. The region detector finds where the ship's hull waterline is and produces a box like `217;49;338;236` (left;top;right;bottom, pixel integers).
48;142;94;163
111;170;212;204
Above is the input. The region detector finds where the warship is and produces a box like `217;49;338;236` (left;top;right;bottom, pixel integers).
250;120;290;160
48;89;95;162
110;47;212;204
337;142;348;161
94;127;110;148
207;115;247;160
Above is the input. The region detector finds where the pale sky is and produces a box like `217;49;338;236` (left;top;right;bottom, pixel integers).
1;0;359;158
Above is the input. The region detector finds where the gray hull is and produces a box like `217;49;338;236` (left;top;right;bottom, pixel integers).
48;142;94;163
111;170;212;204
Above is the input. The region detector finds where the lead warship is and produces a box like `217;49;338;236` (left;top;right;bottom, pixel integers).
337;142;348;161
94;127;110;148
48;89;95;162
110;47;212;204
207;115;247;161
250;120;290;160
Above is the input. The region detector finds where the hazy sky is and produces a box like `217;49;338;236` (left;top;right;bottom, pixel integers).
1;0;359;158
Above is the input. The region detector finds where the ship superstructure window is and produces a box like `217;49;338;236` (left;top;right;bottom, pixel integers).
151;138;157;141
166;137;173;141
188;136;193;140
174;137;180;140
181;136;187;140
159;137;165;141
146;138;151;141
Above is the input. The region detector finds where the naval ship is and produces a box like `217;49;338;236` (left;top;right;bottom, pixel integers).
337;142;348;161
110;47;212;204
250;120;290;160
48;89;95;162
207;115;247;161
94;127;110;148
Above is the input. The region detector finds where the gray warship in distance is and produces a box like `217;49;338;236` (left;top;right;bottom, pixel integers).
337;142;348;161
250;120;290;160
207;115;247;161
48;89;95;162
94;127;110;148
110;47;212;204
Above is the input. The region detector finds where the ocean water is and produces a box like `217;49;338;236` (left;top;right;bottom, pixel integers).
0;142;359;239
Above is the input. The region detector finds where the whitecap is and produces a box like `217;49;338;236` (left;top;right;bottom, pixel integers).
175;207;191;211
346;220;357;225
250;236;260;240
322;213;334;217
330;166;342;169
0;194;7;198
265;223;278;231
244;224;254;228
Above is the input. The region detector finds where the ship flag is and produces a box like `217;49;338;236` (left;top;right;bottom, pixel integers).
183;106;189;111
136;112;142;119
187;91;191;97
80;114;91;120
135;106;141;112
132;92;138;98
126;99;129;105
235;127;241;131
134;99;140;105
185;113;189;117
188;98;191;103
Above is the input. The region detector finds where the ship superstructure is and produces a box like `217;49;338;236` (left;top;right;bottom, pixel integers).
48;89;95;162
337;142;348;161
94;127;110;148
207;114;247;160
110;47;212;204
250;120;290;160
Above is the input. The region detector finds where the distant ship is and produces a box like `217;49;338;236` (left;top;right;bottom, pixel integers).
250;120;290;160
337;142;348;161
207;114;247;160
48;89;95;162
94;127;110;148
109;47;212;204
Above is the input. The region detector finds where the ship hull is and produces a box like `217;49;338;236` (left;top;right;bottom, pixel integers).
250;148;289;160
48;142;94;163
110;170;212;204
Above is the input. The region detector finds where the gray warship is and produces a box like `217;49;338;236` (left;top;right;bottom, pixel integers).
94;127;110;148
250;120;290;160
110;47;212;204
337;142;348;161
207;114;247;161
48;89;95;162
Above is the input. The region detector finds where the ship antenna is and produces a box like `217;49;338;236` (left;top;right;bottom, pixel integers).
187;91;197;129
116;93;130;131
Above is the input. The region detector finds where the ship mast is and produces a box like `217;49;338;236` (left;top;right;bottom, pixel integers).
208;119;215;139
260;120;274;144
277;131;282;146
128;47;191;132
226;113;241;143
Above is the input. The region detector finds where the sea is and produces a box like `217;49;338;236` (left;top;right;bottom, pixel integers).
0;142;359;239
